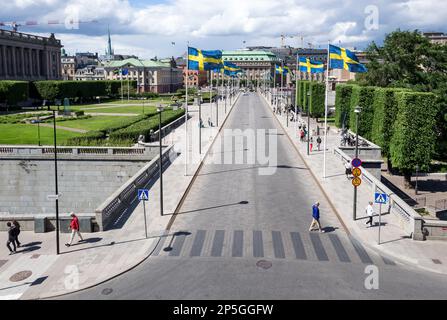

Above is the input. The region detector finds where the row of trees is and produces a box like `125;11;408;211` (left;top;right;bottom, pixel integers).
296;80;325;119
0;80;138;105
333;83;437;186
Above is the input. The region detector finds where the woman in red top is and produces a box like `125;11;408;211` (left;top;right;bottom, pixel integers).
65;212;84;247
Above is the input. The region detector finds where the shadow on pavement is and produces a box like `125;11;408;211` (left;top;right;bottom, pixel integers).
163;231;192;252
322;226;338;233
169;200;249;216
20;241;42;247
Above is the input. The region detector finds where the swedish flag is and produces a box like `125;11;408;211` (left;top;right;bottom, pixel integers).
329;44;367;73
188;47;223;71
275;65;289;75
222;61;241;76
299;57;324;74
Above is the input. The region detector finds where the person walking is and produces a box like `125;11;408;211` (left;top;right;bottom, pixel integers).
345;160;352;179
310;137;313;152
12;220;21;248
65;212;84;247
365;201;375;227
6;222;17;255
309;202;325;233
300;129;305;142
316;136;322;151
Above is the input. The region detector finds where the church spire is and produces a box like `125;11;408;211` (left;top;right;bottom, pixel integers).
107;26;114;57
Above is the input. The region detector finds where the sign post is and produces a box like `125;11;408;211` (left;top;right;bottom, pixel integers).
351;158;362;220
375;192;388;245
138;189;149;238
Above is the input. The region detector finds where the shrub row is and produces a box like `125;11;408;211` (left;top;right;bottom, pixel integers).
0;81;29;104
309;82;325;118
334;84;354;128
109;109;185;141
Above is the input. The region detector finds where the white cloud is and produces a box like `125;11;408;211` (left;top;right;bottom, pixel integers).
2;0;447;57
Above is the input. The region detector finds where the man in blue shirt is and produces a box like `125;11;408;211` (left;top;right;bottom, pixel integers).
309;202;325;233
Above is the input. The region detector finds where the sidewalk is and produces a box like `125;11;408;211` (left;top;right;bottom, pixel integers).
0;93;240;300
261;91;447;275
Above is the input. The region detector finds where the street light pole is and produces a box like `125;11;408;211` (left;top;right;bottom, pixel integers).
198;93;202;154
307;91;310;155
353;106;361;221
415;165;419;195
52;110;60;255
37;115;41;146
157;104;164;216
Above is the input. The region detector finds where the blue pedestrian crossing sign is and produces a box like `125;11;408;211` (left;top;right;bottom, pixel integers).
138;189;149;201
374;192;388;204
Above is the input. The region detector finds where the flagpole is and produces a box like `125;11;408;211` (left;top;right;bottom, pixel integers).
127;76;130;101
295;53;299;137
281;60;284;115
185;45;189;176
120;68;123;102
210;70;213;125
220;67;224;125
323;41;330;179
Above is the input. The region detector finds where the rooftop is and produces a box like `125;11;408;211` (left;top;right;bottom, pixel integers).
103;58;171;68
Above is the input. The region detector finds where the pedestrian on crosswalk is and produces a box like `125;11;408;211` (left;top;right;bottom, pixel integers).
365;201;375;227
309;202;325;233
6;222;17;255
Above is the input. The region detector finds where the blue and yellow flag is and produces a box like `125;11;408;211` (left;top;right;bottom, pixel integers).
299;57;324;74
188;47;222;71
329;45;367;73
222;61;241;76
275;65;289;75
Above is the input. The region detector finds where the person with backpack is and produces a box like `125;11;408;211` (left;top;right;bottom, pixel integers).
65;213;84;247
316;136;322;151
365;201;375;228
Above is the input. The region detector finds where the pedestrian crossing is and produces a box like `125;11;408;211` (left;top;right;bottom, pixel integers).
151;229;397;266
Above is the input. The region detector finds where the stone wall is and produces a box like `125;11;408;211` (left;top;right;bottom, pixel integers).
0;159;147;217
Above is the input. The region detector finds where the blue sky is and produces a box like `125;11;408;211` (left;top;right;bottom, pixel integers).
0;0;445;59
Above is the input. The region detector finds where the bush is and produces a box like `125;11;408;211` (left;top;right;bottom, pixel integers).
334;84;354;128
140;92;160;99
390;92;438;184
371;88;410;157
0;81;29;105
65;130;106;146
109;109;185;141
301;81;311;112
349;86;376;140
75;110;85;117
309;82;325;118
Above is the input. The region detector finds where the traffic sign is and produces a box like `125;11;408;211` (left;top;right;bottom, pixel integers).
352;177;362;187
352;167;362;177
374;192;388;204
138;189;149;201
352;158;362;168
47;194;61;200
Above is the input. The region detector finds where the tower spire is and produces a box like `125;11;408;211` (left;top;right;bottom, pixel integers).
107;25;113;57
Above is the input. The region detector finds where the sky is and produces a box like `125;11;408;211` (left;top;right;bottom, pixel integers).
0;0;446;59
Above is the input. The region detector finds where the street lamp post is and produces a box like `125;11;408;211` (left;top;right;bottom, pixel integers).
353;106;362;221
307;91;311;155
157;104;164;216
415;165;419;195
52;110;60;255
37;115;41;146
198;92;202;154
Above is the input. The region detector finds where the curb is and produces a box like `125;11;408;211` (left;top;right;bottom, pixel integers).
38;93;241;300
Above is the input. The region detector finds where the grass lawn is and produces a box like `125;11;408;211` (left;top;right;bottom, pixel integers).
55;116;139;131
0;124;81;145
80;105;158;115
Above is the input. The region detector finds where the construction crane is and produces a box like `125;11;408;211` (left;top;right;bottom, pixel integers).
0;19;98;32
280;34;294;48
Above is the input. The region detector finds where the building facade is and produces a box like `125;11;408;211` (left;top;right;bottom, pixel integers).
103;58;183;93
423;32;447;45
61;55;76;80
0;29;62;81
74;66;105;81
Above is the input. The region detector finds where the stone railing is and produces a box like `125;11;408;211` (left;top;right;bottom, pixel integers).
95;145;178;231
0;145;158;161
0;29;61;45
334;147;420;238
146;112;187;143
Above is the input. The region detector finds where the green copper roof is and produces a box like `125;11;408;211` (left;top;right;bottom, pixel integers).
222;50;279;62
104;58;170;68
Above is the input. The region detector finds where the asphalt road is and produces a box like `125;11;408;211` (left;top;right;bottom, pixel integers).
62;92;447;300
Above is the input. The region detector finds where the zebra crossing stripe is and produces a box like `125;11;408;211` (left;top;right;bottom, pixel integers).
272;231;285;259
232;230;244;257
309;233;329;261
328;234;351;263
211;230;225;257
290;232;307;260
190;230;206;257
253;230;264;258
349;236;373;264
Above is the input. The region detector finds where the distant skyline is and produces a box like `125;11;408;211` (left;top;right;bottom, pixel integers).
1;0;446;59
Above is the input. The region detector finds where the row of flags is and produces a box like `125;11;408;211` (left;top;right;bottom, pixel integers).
187;47;242;76
113;68;129;76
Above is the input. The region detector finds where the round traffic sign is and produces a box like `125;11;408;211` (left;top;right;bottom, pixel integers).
352;158;362;168
352;177;362;187
352;167;362;177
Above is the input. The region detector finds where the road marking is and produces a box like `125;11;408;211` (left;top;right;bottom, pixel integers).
232;230;244;257
290;232;307;260
349;236;373;264
169;233;187;256
309;233;329;261
272;231;285;259
253;230;264;258
211;230;225;257
152;235;168;256
328;234;351;263
190;230;206;257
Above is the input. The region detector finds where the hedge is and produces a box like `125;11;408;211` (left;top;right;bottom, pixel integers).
31;80;136;100
309;82;325;118
65;130;106;146
109;109;185;141
371;88;409;157
390;92;438;181
349;86;376;140
0;81;29;105
334;84;354;128
302;81;311;112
